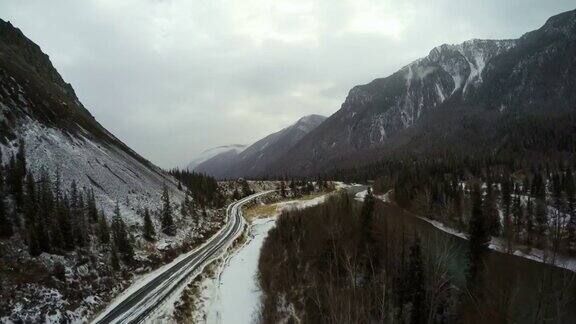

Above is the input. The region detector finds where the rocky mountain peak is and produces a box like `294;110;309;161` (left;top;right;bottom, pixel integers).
539;8;576;37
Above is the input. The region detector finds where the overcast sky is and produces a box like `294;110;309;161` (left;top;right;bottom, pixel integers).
1;1;574;168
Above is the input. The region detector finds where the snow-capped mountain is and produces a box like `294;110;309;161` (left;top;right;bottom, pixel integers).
195;114;326;178
270;9;576;176
0;18;184;224
186;144;246;170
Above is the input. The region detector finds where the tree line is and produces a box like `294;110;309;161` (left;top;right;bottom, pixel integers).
169;168;225;208
258;189;576;323
0;142;181;270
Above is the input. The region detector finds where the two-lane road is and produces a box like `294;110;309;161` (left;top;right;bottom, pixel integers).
93;190;273;323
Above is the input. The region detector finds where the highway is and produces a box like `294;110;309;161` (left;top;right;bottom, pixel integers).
93;190;273;323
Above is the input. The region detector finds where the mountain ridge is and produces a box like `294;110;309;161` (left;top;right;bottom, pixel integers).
267;8;576;176
195;114;326;178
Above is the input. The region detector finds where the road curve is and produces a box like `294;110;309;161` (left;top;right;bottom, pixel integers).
93;190;274;324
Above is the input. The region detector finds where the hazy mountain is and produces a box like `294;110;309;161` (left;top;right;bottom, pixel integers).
270;9;576;176
195;114;326;178
186;144;246;170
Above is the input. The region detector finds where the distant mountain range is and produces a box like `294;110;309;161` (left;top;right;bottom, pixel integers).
186;144;247;170
194;114;326;178
193;9;576;178
268;9;576;176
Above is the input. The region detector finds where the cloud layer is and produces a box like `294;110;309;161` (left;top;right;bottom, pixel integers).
1;0;574;167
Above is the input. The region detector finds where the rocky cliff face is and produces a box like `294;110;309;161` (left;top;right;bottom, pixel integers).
270;9;576;176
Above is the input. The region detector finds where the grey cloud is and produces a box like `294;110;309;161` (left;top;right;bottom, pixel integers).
0;0;574;168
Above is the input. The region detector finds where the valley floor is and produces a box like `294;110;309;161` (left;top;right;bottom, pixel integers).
185;186;352;323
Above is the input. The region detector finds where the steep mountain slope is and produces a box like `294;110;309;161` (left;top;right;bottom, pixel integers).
0;18;184;220
270;9;576;176
0;19;216;322
186;144;246;170
195;115;326;178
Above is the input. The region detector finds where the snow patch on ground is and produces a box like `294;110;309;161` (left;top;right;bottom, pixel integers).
195;190;339;323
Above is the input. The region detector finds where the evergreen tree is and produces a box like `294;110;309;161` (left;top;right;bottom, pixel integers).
484;179;500;236
37;170;53;252
143;208;155;242
0;148;3;190
25;172;41;256
97;211;110;244
533;173;548;247
87;189;98;223
361;188;375;246
161;186;176;236
454;182;464;228
566;169;576;253
406;236;426;324
110;245;120;271
241;179;253;197
467;183;489;288
58;195;75;251
8;154;24;209
112;202;134;264
0;194;13;238
512;192;524;243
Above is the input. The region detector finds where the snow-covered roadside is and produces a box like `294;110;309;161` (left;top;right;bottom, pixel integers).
192;190;340;323
206;217;277;323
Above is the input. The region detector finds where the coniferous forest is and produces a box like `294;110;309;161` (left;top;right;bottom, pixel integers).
258;189;576;323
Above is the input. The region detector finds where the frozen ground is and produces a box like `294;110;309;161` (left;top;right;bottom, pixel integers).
195;190;339;323
206;217;276;323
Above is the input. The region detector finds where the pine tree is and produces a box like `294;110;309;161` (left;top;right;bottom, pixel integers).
143;208;155;242
533;173;548;247
98;211;110;244
468;183;489;288
58;195;75;251
361;188;375;246
279;181;287;198
161;186;176;236
484;179;500;236
112;202;134;264
566;169;576;253
0;148;3;190
71;185;88;248
87;189;98;223
406;235;426;324
501;178;513;249
110;245;120;271
512;192;523;243
8;154;24;209
0;194;13;238
25;172;41;256
37;170;53;253
241;179;253;197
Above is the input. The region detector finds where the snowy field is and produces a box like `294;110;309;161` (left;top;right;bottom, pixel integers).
194;189;342;323
206;217;276;323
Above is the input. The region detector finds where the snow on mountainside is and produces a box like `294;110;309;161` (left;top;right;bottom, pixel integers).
0;19;214;322
0;18;184;222
195;114;326;179
186;144;246;170
270;9;576;176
